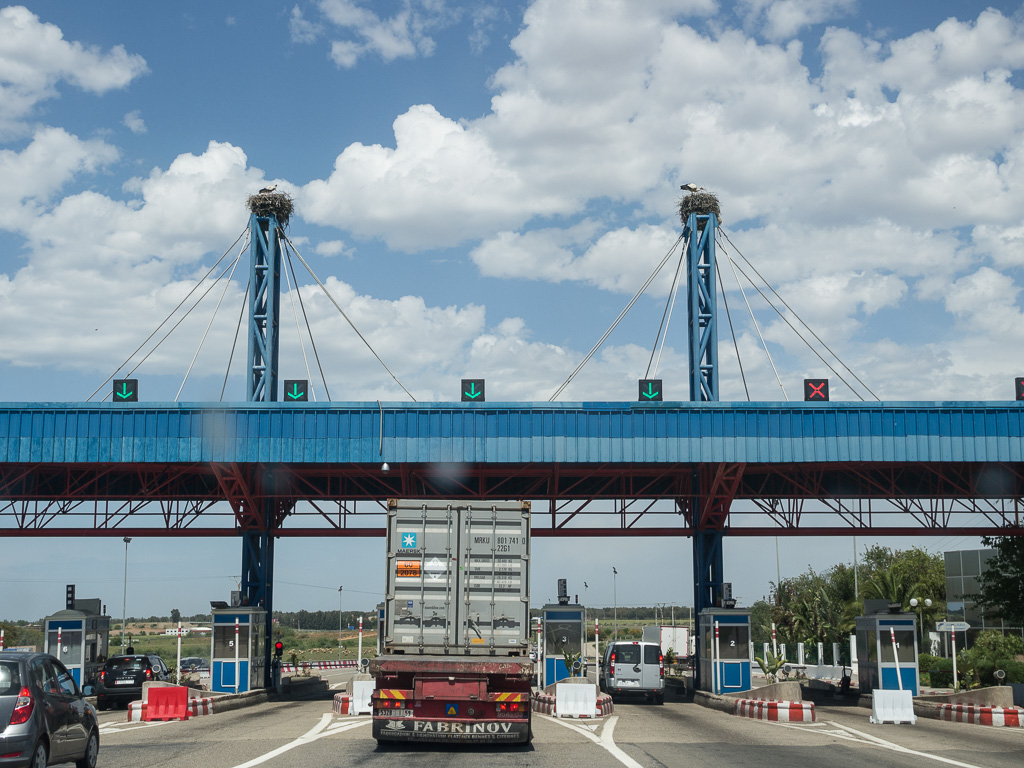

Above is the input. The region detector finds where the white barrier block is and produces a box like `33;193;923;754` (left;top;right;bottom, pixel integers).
870;689;916;724
555;683;597;718
352;680;374;715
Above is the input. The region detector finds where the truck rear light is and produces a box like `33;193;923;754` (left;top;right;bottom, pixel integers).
10;687;34;725
498;702;521;713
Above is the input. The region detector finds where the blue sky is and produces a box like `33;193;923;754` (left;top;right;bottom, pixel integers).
2;1;1023;622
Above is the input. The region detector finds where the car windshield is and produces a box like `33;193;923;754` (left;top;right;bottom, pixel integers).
0;661;22;695
107;657;147;671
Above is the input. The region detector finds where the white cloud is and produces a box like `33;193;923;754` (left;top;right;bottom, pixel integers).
313;239;352;258
318;0;442;67
738;0;855;41
122;109;146;134
289;5;323;44
0;5;147;137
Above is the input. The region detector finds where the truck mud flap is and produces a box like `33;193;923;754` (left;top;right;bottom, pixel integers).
373;718;530;743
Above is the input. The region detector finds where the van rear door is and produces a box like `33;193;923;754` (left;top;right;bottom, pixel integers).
642;643;664;690
611;643;642;690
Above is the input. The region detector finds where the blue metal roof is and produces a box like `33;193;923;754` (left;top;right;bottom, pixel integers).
0;401;1021;464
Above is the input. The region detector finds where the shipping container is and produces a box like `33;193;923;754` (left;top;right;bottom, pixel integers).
383;499;531;656
372;499;534;745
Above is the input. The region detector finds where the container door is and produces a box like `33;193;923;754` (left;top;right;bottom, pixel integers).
387;501;457;652
458;504;530;651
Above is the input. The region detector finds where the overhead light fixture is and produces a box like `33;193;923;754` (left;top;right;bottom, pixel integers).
381;462;390;473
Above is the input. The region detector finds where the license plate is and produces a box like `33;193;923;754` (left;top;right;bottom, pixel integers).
615;679;639;687
115;679;136;685
377;709;414;718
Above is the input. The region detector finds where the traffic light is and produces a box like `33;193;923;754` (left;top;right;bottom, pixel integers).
804;378;829;401
274;640;284;658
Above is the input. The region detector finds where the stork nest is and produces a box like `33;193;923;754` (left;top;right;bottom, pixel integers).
247;192;294;226
678;191;722;226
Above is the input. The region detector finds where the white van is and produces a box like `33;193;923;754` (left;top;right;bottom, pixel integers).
599;640;664;703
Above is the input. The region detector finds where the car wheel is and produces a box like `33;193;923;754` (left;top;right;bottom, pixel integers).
76;730;99;768
97;699;108;711
29;740;47;768
655;693;664;705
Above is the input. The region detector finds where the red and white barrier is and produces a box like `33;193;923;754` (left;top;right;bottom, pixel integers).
332;694;351;715
281;660;358;673
938;704;1023;727
735;698;815;723
188;697;215;717
532;691;556;715
596;693;614;717
127;701;146;722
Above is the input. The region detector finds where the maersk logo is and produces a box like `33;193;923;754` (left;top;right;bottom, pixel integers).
401;532;417;548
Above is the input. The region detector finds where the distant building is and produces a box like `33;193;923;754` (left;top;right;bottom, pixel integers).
944;549;1022;636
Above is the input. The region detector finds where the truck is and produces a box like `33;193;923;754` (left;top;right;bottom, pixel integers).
369;499;534;744
642;625;692;663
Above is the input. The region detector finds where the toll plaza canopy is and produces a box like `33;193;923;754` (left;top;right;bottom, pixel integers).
1;400;1022;537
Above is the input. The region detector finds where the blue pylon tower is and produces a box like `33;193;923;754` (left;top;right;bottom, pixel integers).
242;209;285;686
683;207;725;690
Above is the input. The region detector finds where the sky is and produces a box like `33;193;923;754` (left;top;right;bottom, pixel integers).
2;0;1023;623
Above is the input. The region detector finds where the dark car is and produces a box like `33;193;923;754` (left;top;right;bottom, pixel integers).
94;654;171;710
0;650;99;768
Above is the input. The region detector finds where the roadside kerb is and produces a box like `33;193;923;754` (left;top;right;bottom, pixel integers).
126;688;267;722
936;703;1023;727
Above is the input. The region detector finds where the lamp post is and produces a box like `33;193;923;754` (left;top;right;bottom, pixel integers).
121;537;132;653
612;567;618;641
583;581;589;664
338;586;343;661
909;597;932;648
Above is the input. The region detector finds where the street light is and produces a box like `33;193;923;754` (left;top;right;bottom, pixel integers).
612;567;618;641
121;537;132;653
909;597;932;648
338;586;343;661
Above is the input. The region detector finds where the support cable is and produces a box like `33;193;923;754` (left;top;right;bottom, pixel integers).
281;234;416;401
715;259;750;400
720;228;879;401
718;236;788;400
86;228;248;401
220;279;250;401
645;240;687;379
175;245;245;401
718;238;866;400
551;233;684;401
283;240;332;401
281;240;317;402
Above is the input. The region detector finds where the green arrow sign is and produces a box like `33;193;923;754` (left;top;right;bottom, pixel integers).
113;379;138;402
284;380;308;402
461;379;485;402
638;379;663;402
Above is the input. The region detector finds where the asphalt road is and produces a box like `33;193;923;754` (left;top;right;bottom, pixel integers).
91;684;1024;768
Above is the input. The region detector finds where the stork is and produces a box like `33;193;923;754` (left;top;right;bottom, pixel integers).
258;184;277;194
680;183;704;193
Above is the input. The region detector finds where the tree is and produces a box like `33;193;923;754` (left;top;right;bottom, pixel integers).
170;608;181;623
976;535;1024;627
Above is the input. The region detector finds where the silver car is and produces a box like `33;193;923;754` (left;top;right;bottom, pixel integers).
599;640;665;704
0;651;99;768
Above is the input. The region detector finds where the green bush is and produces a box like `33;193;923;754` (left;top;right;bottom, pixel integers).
918;653;940;673
927;657;954;688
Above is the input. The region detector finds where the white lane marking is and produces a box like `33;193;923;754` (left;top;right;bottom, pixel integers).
99;720;174;734
548;715;644;768
229;713;334;768
825;721;987;768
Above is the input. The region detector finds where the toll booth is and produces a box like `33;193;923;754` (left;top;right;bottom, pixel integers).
43;601;110;689
698;608;752;694
855;612;919;695
542;604;584;686
210;607;266;693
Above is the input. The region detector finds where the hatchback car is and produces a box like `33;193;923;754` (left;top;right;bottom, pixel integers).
94;654;171;710
0;650;99;768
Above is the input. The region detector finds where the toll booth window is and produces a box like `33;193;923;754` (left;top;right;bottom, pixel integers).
214;625;250;658
717;626;749;660
48;629;82;664
883;629;917;663
544;621;582;658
